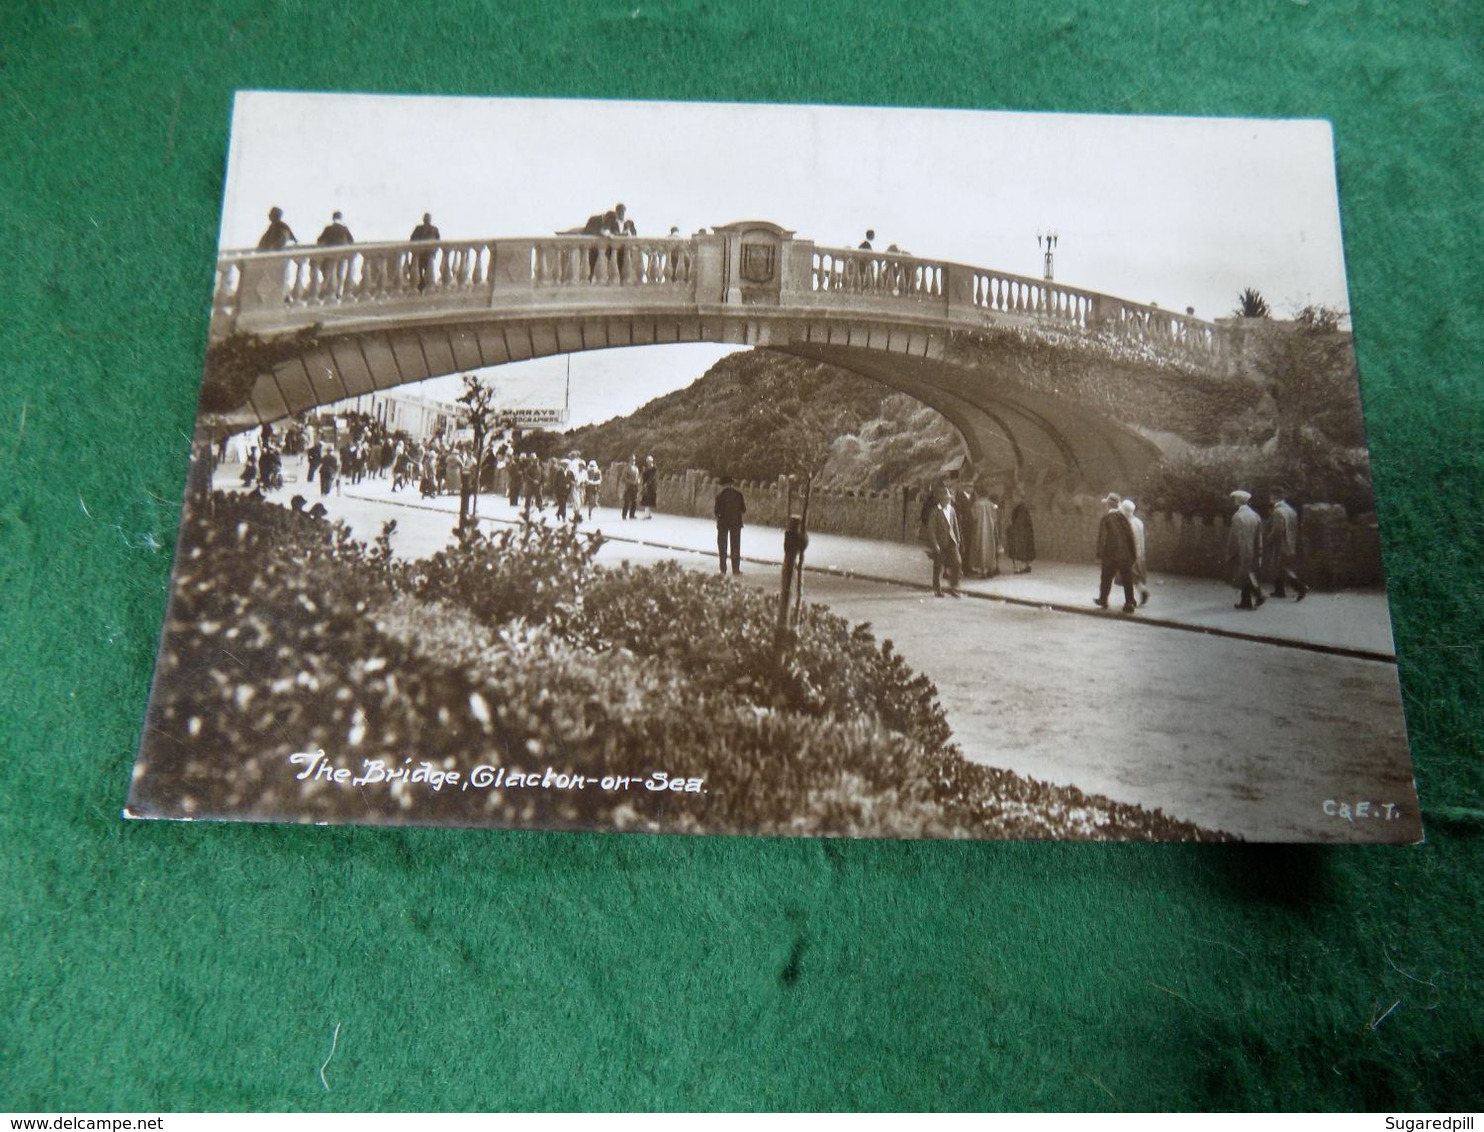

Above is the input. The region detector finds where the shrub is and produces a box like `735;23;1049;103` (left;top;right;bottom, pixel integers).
1137;442;1376;516
398;517;603;636
134;493;1230;840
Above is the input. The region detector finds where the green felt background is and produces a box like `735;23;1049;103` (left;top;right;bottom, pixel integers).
2;0;1481;1112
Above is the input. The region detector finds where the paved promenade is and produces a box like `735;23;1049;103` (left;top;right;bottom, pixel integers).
321;472;1398;662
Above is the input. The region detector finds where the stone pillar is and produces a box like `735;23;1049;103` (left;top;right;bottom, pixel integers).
944;263;975;320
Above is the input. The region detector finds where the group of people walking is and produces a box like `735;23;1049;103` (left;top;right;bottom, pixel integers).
1093;486;1307;614
923;476;1310;611
1224;488;1308;609
505;451;607;524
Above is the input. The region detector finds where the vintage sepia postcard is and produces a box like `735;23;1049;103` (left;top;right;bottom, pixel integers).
127;92;1420;842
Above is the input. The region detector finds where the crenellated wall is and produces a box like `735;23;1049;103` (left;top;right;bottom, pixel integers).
598;466;1384;587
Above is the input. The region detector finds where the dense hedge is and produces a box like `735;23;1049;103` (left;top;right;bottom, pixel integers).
1136;441;1377;517
133;493;1230;840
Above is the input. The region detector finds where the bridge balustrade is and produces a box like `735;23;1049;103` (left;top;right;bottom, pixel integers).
215;239;502;321
810;249;944;302
529;236;695;289
213;229;1229;370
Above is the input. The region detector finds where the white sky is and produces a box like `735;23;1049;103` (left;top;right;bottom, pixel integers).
221;93;1353;428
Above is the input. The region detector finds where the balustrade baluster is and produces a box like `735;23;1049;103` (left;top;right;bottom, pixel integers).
354;256;372;301
294;256;314;305
374;253;392;300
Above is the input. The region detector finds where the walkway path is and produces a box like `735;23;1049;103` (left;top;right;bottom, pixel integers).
336;474;1399;661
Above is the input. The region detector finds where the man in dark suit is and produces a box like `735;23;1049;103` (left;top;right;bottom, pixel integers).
583;203;629;280
1094;492;1139;613
409;212;440;291
315;211;354;296
714;476;746;575
256;206;296;251
928;485;962;597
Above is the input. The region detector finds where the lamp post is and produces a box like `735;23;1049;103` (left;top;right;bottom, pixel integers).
1037;229;1058;282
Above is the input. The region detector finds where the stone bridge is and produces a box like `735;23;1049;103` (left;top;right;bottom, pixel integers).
208;221;1238;486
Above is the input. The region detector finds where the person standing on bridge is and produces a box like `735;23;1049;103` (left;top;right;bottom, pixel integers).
1228;489;1266;610
409;212;440;291
714;476;746;576
256;207;296;252
1094;492;1138;613
583;203;628;281
315;211;354;297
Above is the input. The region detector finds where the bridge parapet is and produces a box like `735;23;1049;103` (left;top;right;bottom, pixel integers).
213;227;1229;370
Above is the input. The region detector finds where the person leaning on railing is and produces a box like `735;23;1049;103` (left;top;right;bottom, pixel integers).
257;206;296;252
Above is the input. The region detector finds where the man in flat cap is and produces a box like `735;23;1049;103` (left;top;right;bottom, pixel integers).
1094;491;1138;613
1228;489;1266;610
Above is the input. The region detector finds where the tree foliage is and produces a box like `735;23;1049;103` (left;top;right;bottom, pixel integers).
1235;287;1271;319
199;326;322;415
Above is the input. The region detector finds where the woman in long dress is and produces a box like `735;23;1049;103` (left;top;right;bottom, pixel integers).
956;484;980;575
971;488;1000;578
445;449;464;500
1004;488;1036;574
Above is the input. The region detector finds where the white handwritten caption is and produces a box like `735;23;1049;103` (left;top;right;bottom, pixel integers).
1322;798;1404;823
289;750;705;796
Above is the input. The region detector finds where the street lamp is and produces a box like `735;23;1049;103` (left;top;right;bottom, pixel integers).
1037;229;1058;282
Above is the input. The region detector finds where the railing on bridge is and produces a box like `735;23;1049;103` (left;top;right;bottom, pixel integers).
212;236;699;324
214;239;502;316
804;246;1221;360
212;228;1227;367
530;236;696;288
